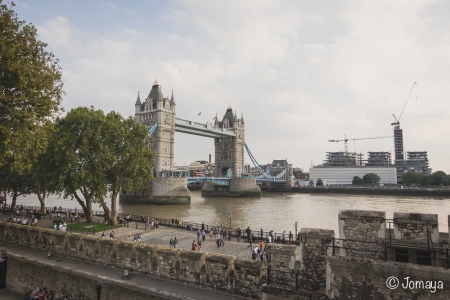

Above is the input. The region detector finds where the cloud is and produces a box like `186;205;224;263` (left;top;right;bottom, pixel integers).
28;0;450;173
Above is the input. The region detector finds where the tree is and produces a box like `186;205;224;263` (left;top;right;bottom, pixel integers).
48;107;105;222
0;1;64;173
0;121;56;211
363;173;380;185
0;162;34;210
99;111;154;225
49;107;154;224
352;176;363;185
309;180;314;186
316;178;323;186
402;170;423;185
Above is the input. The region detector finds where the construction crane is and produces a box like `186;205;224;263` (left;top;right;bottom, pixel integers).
329;134;393;153
391;82;417;126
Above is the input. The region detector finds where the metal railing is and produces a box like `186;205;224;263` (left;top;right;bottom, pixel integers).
329;237;450;269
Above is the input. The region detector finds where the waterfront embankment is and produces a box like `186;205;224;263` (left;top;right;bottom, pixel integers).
292;186;450;197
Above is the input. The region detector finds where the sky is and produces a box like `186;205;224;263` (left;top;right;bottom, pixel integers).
13;0;450;173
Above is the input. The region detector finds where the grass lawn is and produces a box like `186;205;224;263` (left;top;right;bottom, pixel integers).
67;222;122;233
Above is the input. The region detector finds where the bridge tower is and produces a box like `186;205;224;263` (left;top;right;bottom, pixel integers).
134;79;176;178
214;105;245;178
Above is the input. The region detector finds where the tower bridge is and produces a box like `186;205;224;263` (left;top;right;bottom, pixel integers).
134;79;245;179
120;79;264;204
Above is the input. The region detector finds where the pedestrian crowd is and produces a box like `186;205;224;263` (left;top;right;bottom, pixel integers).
101;230;115;239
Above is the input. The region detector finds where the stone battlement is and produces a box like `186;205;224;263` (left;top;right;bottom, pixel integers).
2;208;450;299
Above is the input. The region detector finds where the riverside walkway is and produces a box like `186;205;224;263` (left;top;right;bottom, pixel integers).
29;215;259;258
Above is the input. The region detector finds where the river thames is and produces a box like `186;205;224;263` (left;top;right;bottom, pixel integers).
12;191;450;234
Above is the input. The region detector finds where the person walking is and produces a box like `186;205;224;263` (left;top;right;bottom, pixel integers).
237;228;241;242
173;237;178;248
247;234;253;249
169;238;173;248
282;231;286;244
201;222;205;231
191;240;197;251
245;227;251;240
216;233;221;247
260;228;264;240
289;231;293;245
201;230;206;241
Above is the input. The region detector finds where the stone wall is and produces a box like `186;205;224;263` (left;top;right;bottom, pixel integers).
299;228;334;292
0;223;262;298
265;244;300;290
327;255;450;299
5;254;180;300
393;213;439;245
338;210;386;259
202;178;261;197
120;177;191;204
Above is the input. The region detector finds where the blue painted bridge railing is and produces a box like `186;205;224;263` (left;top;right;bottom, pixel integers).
187;177;230;186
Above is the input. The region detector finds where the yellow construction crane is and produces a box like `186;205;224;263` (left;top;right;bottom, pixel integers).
329;134;393;153
392;82;417;126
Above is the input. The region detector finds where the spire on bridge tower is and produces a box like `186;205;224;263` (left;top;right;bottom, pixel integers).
153;78;159;86
170;90;176;105
135;91;141;105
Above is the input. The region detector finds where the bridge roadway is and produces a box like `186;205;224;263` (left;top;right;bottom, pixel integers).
0;215;257;300
186;176;288;186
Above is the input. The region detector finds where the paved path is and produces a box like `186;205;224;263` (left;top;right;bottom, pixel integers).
0;288;23;300
17;214;264;259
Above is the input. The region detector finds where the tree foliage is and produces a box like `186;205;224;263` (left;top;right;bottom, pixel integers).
362;173;380;185
401;171;423;185
316;178;323;186
404;170;450;186
48;107;154;224
352;176;363;185
0;1;64;173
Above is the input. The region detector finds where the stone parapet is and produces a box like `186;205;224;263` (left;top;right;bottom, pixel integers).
299;228;334;293
338;210;386;260
393;212;439;244
327;255;450;299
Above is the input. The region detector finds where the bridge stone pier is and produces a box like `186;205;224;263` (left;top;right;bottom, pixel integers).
120;80;260;204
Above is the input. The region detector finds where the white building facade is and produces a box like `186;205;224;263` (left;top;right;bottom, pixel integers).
309;166;397;185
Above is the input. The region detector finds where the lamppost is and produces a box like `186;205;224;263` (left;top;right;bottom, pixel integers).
294;222;298;245
228;211;232;229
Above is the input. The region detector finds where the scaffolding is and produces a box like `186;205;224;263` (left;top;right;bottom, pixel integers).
365;152;392;167
323;152;364;167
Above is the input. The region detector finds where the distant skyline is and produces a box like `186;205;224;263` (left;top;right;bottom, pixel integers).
15;0;450;172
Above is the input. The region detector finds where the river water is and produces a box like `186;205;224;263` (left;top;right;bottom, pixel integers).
10;191;450;234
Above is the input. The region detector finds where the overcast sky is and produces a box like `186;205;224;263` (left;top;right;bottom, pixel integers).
15;0;450;173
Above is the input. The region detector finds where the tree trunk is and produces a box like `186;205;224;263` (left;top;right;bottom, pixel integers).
100;190;118;226
11;190;18;210
36;184;47;213
74;192;94;223
110;189;118;226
